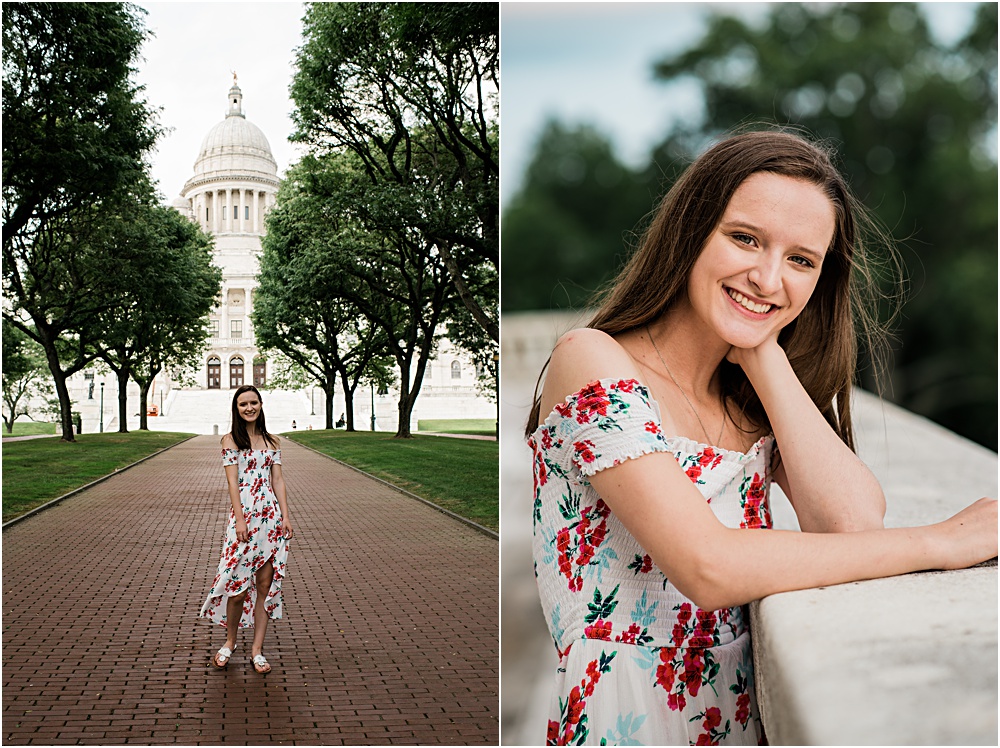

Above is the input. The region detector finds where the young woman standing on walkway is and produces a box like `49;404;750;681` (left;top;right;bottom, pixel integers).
528;129;997;745
201;384;294;674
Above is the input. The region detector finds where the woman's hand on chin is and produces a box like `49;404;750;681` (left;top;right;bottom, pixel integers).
724;334;783;371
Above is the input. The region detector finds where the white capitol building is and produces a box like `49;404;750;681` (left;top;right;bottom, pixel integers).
67;81;494;434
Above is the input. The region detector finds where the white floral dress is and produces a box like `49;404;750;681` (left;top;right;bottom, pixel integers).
200;448;290;628
529;379;773;746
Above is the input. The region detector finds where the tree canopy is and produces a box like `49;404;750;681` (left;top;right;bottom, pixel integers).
291;1;498;343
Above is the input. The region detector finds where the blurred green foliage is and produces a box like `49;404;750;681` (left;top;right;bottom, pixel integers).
502;2;997;450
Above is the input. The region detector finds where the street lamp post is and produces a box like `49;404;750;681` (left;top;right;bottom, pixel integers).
310;386;315;416
493;353;499;440
370;383;376;431
100;382;105;433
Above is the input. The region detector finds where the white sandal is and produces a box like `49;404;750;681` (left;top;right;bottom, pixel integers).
252;653;271;675
211;645;237;669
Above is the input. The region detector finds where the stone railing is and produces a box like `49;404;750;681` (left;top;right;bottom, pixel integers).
500;311;998;746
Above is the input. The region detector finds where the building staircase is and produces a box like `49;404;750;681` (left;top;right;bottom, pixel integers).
148;388;326;435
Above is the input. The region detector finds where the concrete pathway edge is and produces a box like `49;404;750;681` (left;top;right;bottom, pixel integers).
287;436;499;540
1;435;197;531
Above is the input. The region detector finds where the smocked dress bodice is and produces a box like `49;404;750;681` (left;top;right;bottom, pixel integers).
529;379;773;746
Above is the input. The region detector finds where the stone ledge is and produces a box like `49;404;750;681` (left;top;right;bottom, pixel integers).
754;391;998;746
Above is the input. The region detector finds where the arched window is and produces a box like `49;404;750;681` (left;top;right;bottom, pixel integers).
451;360;462;380
253;357;266;387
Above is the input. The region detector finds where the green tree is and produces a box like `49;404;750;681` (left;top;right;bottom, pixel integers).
263;151;454;438
291;1;498;343
256;168;392;431
2;319;52;433
94;203;220;432
650;1;998;448
2;1;160;441
501;121;656;311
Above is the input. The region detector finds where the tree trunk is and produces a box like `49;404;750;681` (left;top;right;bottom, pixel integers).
339;377;356;432
137;380;151;431
324;386;335;430
41;341;76;442
116;368;130;433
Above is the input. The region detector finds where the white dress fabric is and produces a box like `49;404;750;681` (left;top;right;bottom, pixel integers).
200;448;290;627
529;378;773;746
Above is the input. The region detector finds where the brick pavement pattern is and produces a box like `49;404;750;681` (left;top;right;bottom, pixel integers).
3;435;498;745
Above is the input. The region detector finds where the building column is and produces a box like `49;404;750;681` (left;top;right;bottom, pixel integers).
253;190;260;234
245;285;254;343
219;284;229;344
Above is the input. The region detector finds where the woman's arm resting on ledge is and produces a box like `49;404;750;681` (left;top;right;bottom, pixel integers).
591;452;997;611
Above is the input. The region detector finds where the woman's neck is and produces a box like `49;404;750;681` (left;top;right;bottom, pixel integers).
647;304;730;400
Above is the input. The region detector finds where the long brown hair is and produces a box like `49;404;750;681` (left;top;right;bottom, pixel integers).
229;384;280;451
527;128;901;449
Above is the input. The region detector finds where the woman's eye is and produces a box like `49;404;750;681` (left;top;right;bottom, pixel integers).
789;255;814;268
733;233;755;246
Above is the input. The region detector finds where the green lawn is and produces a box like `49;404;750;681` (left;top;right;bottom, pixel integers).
286;430;498;531
2;431;194;522
417;418;497;436
2;421;57;437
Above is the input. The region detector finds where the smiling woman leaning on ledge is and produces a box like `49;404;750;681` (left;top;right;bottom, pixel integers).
524;128;997;746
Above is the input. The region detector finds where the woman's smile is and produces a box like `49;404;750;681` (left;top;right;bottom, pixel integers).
723;286;779;317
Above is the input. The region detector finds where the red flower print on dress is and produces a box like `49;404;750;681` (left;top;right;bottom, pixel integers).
703;707;722;731
554;401;573;419
547;651;616;745
575;381;610;424
615;379;636;393
740;472;772;529
656;647;677;691
645;420;660;435
736;692;751;726
691;705;731;745
697;447;724;469
573;440;597;464
676;603;693;624
584;619;613;641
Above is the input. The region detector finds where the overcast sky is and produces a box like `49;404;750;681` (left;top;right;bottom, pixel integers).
132;2;979;206
500;2;980;202
135;2;306;201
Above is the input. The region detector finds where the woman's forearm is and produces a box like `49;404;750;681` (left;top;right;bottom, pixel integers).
740;342;885;531
694;523;935;610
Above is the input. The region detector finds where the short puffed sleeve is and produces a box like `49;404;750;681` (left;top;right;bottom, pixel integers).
221;448;239;466
271;450;282;465
544;378;671;477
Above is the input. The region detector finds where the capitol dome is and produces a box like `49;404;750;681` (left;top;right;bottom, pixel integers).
183;81;278;193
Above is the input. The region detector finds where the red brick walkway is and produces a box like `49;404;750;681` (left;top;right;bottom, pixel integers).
2;436;498;745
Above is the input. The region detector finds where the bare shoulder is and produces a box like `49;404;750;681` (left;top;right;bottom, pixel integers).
220;433;237;449
540;328;643;416
269;434;282;448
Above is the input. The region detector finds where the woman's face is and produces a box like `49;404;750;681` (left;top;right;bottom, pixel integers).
684;171;836;349
236;391;261;424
